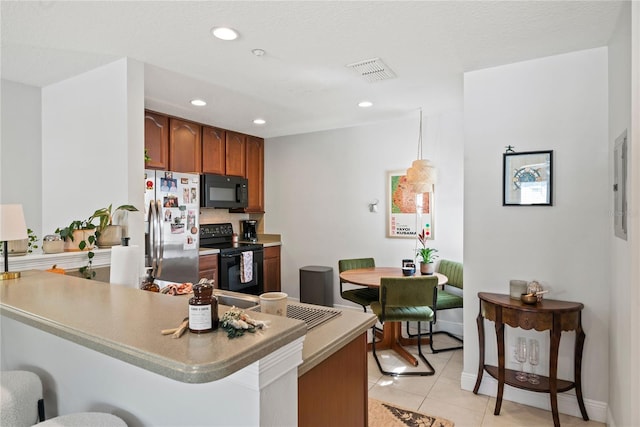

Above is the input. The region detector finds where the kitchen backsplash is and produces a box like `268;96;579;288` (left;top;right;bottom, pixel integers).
200;209;266;235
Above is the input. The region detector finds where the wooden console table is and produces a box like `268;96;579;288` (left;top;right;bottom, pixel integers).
473;292;588;427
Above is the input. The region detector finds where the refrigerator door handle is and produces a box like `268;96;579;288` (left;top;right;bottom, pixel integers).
157;200;164;276
148;200;158;278
155;200;163;278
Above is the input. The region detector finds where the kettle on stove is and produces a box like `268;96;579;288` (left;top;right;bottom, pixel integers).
241;220;258;242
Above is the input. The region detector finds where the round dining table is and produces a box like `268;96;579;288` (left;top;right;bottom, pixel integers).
339;267;448;367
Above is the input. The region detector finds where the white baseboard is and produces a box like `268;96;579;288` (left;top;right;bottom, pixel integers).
461;371;607;423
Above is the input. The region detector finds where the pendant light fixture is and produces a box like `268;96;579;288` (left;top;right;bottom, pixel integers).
406;108;436;194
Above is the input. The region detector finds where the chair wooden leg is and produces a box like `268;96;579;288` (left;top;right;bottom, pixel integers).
371;323;435;377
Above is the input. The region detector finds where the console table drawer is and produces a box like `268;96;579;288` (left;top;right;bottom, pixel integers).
503;307;553;330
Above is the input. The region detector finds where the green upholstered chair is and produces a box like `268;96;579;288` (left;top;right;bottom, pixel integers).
370;276;437;376
338;258;379;312
429;259;464;353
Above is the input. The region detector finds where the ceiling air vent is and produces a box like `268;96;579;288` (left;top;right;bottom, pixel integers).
346;57;396;83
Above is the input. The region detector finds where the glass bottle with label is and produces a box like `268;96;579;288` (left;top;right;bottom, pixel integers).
189;283;218;333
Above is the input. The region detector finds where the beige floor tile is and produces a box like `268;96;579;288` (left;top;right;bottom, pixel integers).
450;348;464;362
368;382;426;412
439;357;463;381
376;372;439;396
370;345;449;375
419;397;487;427
427;375;490;413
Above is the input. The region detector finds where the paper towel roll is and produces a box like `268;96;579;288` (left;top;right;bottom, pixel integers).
110;245;142;288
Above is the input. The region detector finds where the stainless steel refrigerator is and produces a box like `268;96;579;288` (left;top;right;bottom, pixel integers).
144;170;200;284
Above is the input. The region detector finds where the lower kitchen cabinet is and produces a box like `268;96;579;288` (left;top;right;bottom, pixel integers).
199;253;218;287
298;333;368;426
263;245;281;292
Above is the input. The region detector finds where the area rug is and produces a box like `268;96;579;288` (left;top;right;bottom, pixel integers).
368;398;454;427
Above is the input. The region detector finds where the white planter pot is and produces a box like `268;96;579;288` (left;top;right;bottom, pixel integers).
97;225;123;248
420;262;435;275
63;229;96;252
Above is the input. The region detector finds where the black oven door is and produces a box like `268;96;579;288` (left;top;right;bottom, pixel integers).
219;249;264;295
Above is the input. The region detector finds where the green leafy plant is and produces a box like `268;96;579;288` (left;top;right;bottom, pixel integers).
89;204;139;234
415;229;438;264
27;228;38;253
144;148;151;163
56;219;97;279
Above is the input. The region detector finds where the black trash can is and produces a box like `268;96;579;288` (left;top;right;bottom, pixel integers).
299;266;334;307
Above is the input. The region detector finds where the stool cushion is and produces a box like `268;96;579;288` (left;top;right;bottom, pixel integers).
37;412;127;427
1;370;43;427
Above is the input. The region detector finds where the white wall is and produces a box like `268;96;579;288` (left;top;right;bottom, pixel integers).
1;80;42;236
464;48;610;419
264;112;464;310
607;3;633;426
41;58;145;247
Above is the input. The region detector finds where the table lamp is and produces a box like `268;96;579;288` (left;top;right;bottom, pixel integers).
0;204;28;280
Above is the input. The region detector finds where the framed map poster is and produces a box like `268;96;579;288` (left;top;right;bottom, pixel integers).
387;170;434;239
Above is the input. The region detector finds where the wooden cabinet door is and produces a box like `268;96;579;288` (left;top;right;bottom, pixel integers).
144;111;169;170
199;254;219;287
225;131;246;177
169;118;202;173
245;136;265;213
263;245;281;292
202;126;226;175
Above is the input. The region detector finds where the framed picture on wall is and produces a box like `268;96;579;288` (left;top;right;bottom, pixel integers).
503;150;553;206
387;170;434;238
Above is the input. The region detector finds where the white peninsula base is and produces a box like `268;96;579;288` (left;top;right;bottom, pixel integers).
1;316;304;427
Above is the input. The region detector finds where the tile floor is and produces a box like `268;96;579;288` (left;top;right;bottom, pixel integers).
367;335;605;427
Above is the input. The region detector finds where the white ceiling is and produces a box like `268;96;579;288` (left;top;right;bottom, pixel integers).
1;1;624;138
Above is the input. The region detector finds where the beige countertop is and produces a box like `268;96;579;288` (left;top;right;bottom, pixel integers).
0;270;306;384
0;270;375;382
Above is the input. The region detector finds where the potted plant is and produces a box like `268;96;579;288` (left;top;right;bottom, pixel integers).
90;204;139;248
56;218;98;279
415;229;438;275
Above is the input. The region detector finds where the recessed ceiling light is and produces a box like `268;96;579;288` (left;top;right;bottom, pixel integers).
211;27;239;41
358;101;373;108
253;118;266;125
190;99;207;107
252;49;266;57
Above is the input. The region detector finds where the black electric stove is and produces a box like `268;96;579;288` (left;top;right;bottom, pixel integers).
200;223;263;254
200;223;263;294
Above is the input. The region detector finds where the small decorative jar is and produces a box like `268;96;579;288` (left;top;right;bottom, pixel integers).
527;280;544;302
42;235;64;254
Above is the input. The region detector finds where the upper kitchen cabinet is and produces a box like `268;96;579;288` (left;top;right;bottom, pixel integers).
169;118;202;173
144;111;169;170
245;136;265;213
202;126;226;175
230;135;264;214
225;131;246;177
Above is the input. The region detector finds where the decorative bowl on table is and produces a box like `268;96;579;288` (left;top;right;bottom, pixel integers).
402;264;416;276
521;293;538;305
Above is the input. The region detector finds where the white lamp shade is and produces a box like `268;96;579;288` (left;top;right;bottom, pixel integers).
0;204;28;241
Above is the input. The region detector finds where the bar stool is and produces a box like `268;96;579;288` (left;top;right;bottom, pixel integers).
0;370;44;426
1;370;127;426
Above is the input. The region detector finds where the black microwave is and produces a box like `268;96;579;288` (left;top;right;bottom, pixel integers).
200;174;248;209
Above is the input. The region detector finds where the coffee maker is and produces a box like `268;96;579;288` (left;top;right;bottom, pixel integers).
241;220;258;242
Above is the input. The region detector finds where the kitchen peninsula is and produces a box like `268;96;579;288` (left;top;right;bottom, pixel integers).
0;271;376;426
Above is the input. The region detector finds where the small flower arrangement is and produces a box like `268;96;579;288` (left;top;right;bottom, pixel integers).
416;229;438;264
220;307;269;338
